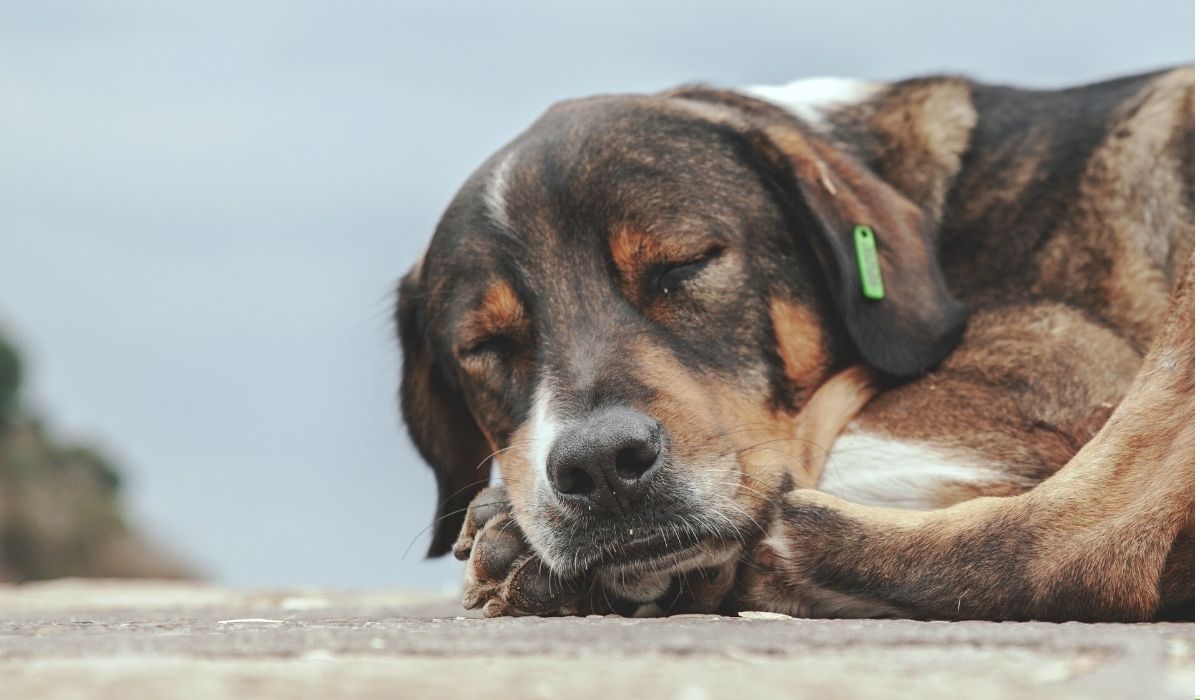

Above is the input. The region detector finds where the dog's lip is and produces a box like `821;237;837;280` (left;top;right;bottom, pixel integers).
589;528;703;570
620;530;675;557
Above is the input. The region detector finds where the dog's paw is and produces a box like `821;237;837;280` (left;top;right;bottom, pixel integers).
453;485;586;617
736;513;807;616
735;490;909;619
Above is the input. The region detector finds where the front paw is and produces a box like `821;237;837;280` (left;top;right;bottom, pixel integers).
738;516;809;616
737;490;906;619
453;486;586;617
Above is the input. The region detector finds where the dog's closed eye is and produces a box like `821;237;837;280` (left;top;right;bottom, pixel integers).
651;246;725;296
459;334;520;359
455;280;531;366
458;336;516;357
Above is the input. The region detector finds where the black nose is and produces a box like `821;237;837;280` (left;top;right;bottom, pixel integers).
546;408;664;512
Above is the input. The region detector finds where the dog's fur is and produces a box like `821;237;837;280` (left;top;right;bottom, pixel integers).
397;67;1194;620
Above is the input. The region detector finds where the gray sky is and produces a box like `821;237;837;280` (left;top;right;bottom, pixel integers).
0;1;1191;590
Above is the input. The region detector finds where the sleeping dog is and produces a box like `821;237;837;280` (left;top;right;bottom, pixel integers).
396;67;1194;620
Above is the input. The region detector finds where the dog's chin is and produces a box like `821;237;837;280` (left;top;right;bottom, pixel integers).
524;489;760;589
544;521;742;582
595;537;699;576
527;515;747;607
538;529;700;576
595;538;741;605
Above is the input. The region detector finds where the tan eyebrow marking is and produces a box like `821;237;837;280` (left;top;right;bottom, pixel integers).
610;226;654;277
610;226;707;273
461;280;528;347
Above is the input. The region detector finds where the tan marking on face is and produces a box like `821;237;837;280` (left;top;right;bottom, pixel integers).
453;281;534;454
609;226;654;281
631;342;743;456
492;405;576;565
457;280;531;359
609;227;718;293
495;421;537;524
479;281;525;334
768;297;829;389
631;341;825;520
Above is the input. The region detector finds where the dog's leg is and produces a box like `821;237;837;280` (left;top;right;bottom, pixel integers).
741;259;1194;621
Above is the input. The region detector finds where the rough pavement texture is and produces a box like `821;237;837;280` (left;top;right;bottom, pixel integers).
0;580;1191;699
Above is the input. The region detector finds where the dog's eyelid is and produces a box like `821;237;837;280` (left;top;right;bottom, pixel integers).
457;333;518;359
652;244;726;294
658;243;725;270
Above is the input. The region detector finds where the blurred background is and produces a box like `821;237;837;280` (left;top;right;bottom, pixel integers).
0;1;1192;591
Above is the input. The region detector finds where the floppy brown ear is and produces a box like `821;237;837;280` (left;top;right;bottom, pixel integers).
769;124;967;376
395;263;493;557
670;89;967;377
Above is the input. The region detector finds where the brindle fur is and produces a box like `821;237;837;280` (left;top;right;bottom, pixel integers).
397;67;1193;620
742;258;1193;621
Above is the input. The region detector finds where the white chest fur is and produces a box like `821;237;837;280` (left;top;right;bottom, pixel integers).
816;432;1030;509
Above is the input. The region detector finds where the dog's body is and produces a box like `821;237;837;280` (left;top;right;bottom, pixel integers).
397;67;1194;620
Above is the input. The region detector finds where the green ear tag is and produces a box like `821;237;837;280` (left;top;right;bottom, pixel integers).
853;225;885;300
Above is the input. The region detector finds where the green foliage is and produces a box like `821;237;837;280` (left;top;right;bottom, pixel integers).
0;326;186;582
0;332;20;422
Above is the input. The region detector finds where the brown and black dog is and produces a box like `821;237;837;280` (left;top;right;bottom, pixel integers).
396;67;1194;621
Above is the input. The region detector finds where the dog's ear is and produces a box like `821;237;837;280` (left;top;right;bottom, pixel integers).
765;124;967;377
395;262;492;557
671;89;967;377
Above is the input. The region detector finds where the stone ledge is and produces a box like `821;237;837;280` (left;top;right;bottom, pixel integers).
0;579;1191;699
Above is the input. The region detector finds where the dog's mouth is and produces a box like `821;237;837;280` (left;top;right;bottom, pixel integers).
603;528;702;569
546;514;737;577
529;468;768;578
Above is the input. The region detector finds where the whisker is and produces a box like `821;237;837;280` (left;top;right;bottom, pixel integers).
399;499;510;560
430;440;533;515
715;494;768;537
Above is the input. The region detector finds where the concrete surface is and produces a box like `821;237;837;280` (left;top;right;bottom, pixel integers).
0;579;1192;699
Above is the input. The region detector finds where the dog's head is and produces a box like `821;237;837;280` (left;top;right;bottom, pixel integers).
397;88;965;583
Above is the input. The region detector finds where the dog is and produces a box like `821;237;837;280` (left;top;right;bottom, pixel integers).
396;67;1194;621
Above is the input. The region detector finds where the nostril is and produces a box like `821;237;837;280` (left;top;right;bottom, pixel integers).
547;411;664;508
557;466;596;496
614;442;658;481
